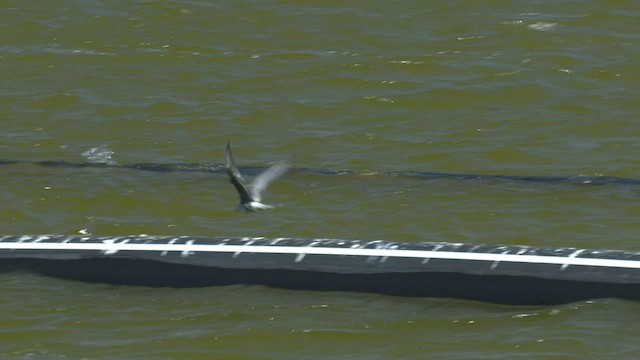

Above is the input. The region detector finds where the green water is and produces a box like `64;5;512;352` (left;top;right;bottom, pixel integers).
2;1;640;358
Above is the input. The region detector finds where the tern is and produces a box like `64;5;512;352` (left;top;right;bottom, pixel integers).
224;141;290;212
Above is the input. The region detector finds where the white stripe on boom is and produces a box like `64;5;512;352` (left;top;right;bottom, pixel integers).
0;241;639;269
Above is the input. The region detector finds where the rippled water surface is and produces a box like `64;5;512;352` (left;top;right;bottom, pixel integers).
2;1;640;359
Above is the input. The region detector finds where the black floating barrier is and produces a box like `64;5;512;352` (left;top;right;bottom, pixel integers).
1;235;639;305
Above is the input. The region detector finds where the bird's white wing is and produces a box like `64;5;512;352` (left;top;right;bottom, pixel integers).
250;161;290;201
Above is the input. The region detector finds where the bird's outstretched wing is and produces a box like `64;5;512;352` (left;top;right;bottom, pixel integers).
224;141;252;203
250;161;290;201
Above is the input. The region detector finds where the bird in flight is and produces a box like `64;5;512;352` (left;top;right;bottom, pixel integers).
224;141;290;212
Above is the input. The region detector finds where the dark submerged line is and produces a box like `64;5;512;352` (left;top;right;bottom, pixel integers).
2;159;640;185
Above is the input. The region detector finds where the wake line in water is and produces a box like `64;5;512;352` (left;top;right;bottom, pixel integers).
2;159;640;186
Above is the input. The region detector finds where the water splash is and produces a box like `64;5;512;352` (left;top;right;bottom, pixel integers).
528;22;558;31
82;145;117;165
